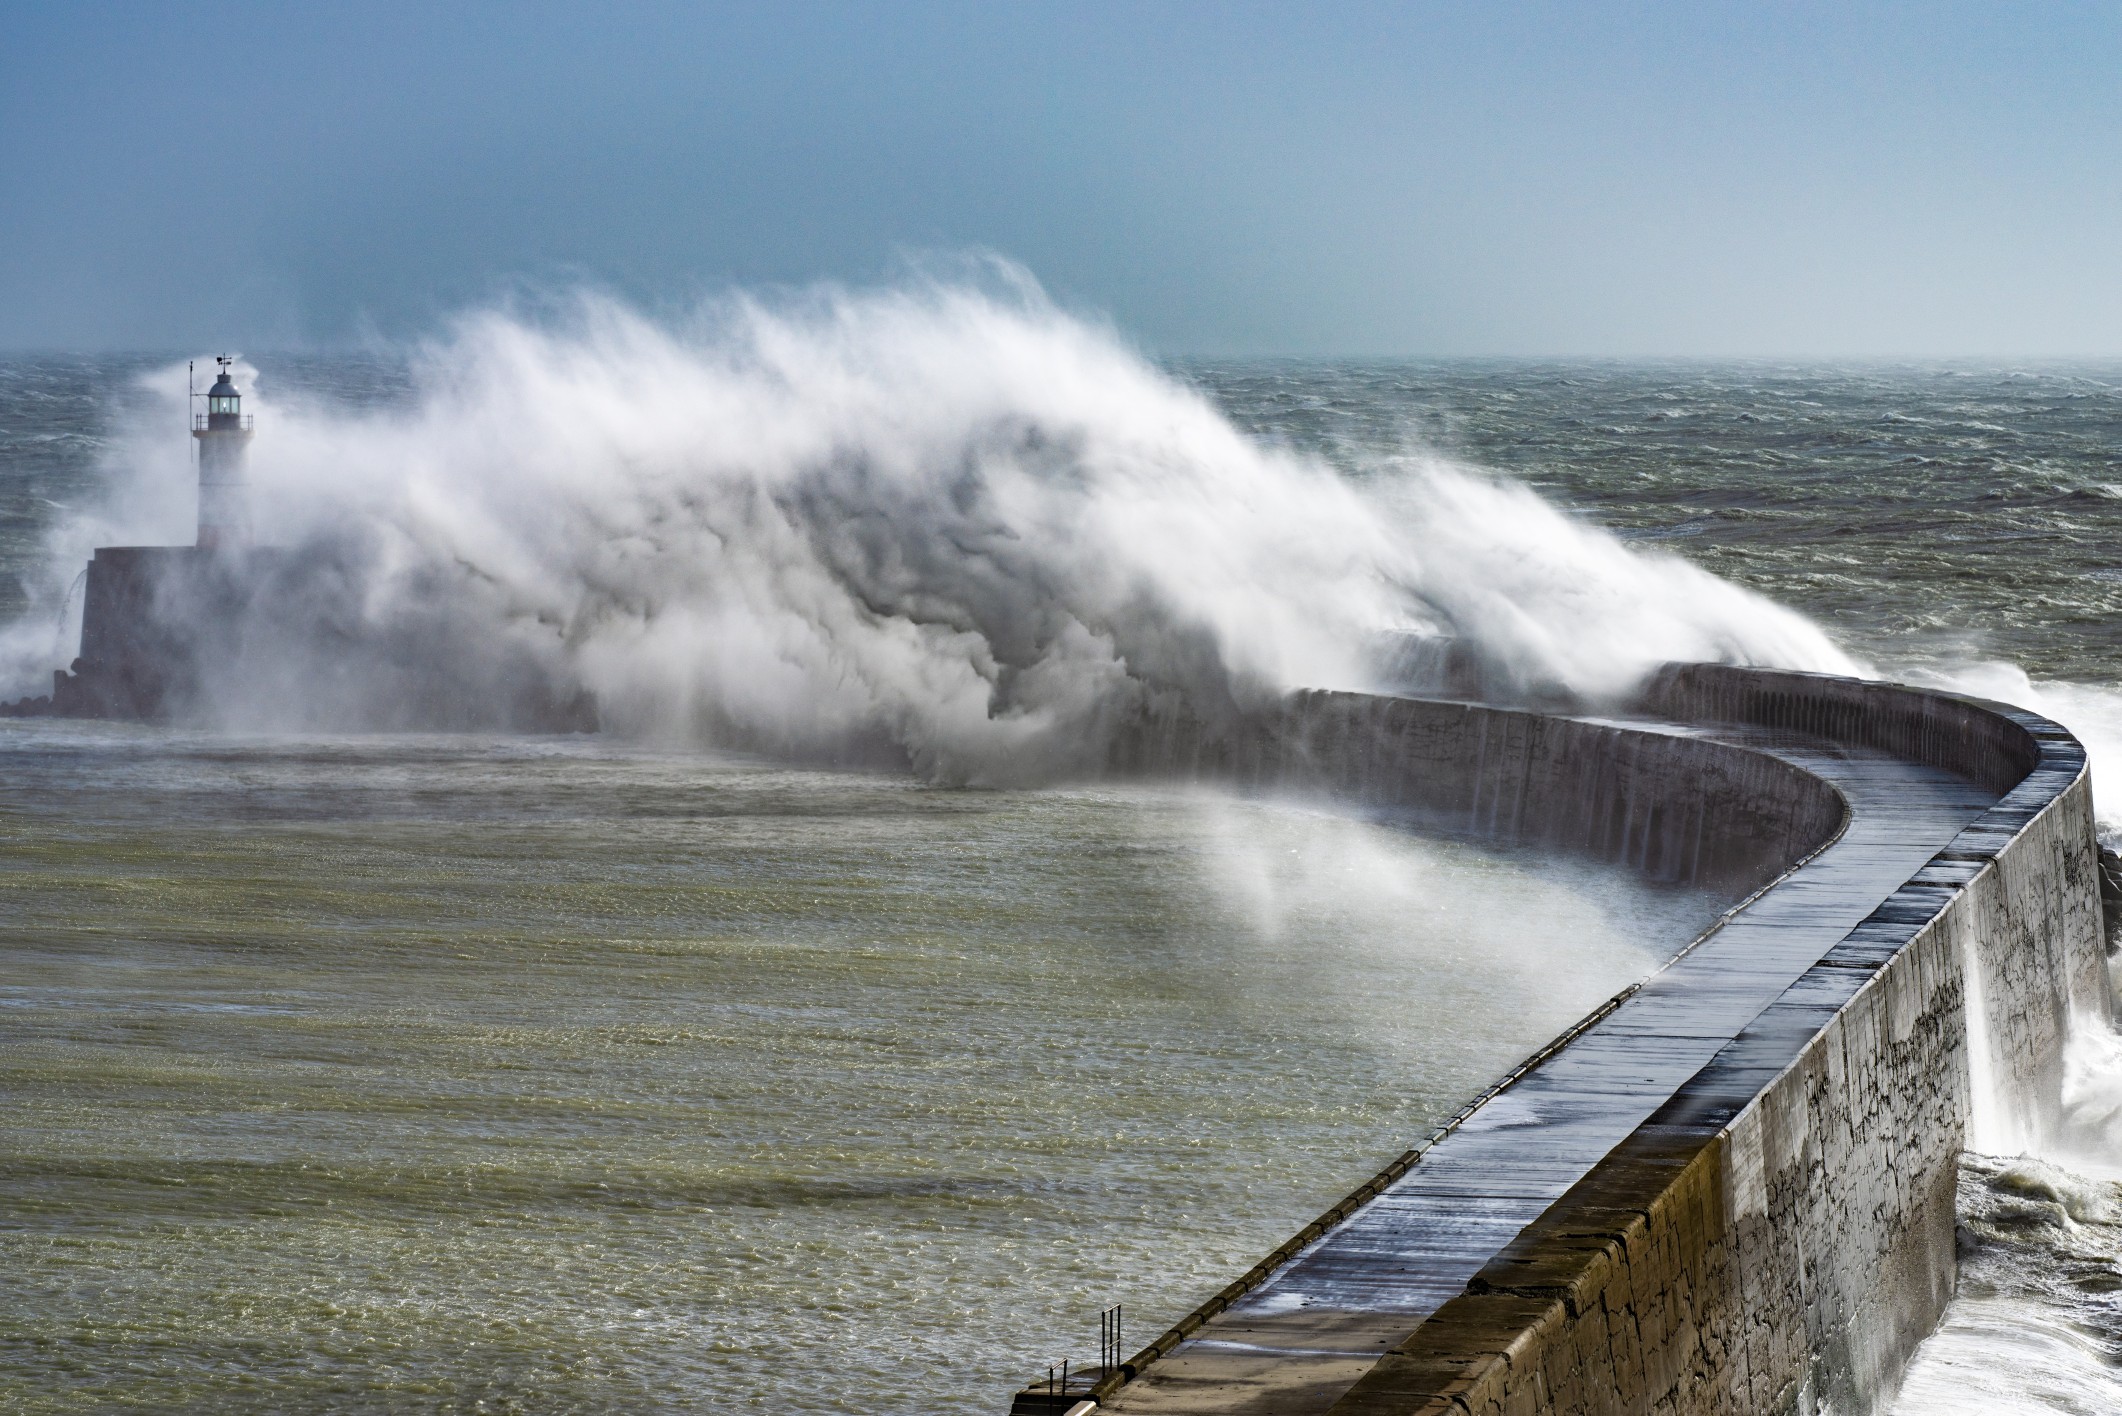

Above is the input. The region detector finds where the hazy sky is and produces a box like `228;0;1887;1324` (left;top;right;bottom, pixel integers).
2;1;2117;355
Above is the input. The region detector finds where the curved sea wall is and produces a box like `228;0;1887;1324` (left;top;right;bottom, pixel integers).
1332;668;2104;1416
1028;665;2107;1416
1115;690;1847;898
1639;663;2109;1150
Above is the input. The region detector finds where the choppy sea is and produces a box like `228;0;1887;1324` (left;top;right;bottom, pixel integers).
3;353;2120;1412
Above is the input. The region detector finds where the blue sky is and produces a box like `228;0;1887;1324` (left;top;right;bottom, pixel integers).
2;1;2116;355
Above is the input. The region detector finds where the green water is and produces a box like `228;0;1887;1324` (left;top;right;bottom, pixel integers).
0;723;1707;1412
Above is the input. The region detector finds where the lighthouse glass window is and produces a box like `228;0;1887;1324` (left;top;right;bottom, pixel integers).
210;394;238;415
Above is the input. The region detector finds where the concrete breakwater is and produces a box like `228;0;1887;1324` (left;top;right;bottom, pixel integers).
1025;664;2108;1415
1113;688;1849;900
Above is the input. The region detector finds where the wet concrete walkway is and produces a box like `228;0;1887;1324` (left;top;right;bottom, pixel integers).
1099;726;2000;1416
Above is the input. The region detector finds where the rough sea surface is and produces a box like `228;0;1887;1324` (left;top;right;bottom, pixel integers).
4;354;2121;1412
1191;359;2122;682
0;723;1696;1413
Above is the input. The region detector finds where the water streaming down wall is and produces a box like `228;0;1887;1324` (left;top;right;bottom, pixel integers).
1024;663;2109;1416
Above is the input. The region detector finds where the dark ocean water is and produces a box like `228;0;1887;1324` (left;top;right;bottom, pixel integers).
1188;359;2122;682
2;352;2120;1413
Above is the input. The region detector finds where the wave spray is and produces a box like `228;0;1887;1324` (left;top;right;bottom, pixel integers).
5;269;1855;781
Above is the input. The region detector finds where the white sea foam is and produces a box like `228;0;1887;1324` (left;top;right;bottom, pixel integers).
1890;1031;2122;1415
0;269;1855;781
1892;902;2122;1415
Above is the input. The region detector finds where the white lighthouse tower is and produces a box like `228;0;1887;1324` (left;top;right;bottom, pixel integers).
192;355;253;549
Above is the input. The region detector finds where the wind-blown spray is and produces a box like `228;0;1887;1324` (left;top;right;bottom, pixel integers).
5;271;1857;781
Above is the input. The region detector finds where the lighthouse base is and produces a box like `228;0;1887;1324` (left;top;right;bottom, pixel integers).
2;546;260;720
2;542;598;732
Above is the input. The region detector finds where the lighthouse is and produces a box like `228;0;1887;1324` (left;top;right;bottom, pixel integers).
0;355;595;728
192;355;253;549
0;356;270;717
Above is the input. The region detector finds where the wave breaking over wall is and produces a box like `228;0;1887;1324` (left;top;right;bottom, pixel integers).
3;270;1854;780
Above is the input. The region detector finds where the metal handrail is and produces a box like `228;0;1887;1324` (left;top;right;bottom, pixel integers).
192;414;254;431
